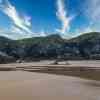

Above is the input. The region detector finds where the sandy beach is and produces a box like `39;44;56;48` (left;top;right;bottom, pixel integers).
0;71;100;100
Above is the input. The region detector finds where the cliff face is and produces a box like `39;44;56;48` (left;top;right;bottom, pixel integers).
0;32;100;63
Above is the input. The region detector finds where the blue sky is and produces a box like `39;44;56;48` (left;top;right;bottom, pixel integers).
0;0;100;39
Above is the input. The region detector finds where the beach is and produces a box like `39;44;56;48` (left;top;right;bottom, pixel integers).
0;61;100;100
0;70;100;100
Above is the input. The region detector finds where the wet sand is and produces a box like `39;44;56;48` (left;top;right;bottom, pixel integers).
0;71;100;100
1;60;100;68
0;60;100;80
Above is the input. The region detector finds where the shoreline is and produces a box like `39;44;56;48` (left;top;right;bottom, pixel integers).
0;60;100;80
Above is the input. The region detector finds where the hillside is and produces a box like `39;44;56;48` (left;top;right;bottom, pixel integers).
68;32;100;43
0;32;100;63
17;34;66;46
17;32;100;45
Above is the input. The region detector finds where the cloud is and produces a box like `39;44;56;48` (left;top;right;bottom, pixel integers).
83;0;100;30
75;27;92;35
0;27;33;39
86;0;100;21
56;0;75;34
69;0;100;37
39;30;46;37
0;28;17;39
0;0;49;39
24;15;32;27
10;25;25;34
0;0;32;34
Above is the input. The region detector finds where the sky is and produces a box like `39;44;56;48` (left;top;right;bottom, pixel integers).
0;0;100;39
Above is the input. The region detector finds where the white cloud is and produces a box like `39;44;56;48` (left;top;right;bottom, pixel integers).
73;0;100;36
0;28;18;39
39;30;47;37
24;15;32;27
82;27;93;33
0;27;32;39
56;0;75;34
75;27;92;36
84;0;100;31
0;0;49;39
87;0;100;21
10;26;24;34
69;0;100;37
0;0;32;34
